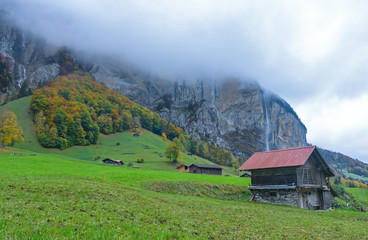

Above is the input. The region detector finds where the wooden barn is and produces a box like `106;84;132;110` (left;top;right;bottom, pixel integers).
177;164;222;175
102;158;124;166
177;164;191;173
238;146;335;210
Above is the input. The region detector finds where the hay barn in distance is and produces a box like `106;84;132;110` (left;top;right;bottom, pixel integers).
239;146;335;210
102;158;124;166
177;164;222;175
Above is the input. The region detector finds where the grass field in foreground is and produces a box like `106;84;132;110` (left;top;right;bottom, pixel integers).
1;153;368;239
0;96;237;176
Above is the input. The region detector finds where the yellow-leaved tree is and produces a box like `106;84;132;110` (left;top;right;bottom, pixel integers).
161;133;167;141
164;142;183;163
0;110;24;147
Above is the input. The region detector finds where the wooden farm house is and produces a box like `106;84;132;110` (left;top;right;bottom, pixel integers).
177;164;222;176
102;158;124;166
238;146;335;210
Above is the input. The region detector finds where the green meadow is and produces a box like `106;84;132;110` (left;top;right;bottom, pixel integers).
346;187;368;204
0;96;237;175
0;152;367;239
1;97;368;239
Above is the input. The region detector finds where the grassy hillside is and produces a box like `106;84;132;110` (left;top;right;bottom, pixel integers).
0;96;43;152
1;152;368;239
346;188;368;204
0;96;237;175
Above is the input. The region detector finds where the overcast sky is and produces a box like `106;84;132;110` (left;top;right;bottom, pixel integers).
2;0;368;163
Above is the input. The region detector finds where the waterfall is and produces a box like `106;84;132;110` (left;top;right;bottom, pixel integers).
263;94;270;151
17;65;27;87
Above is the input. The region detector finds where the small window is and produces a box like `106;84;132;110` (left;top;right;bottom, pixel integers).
185;166;188;170
270;192;277;197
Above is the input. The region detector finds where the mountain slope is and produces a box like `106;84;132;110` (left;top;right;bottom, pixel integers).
0;11;60;104
0;96;236;175
91;65;308;157
319;148;368;183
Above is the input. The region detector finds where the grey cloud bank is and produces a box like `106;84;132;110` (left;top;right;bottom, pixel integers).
2;0;368;163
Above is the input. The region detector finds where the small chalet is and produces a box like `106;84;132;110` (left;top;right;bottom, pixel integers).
240;172;251;178
238;146;335;210
102;158;124;166
177;164;222;176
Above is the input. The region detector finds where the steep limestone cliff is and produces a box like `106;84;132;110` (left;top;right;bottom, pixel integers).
0;12;60;104
0;14;307;158
91;63;307;157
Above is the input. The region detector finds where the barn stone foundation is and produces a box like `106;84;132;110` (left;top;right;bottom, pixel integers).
251;189;299;207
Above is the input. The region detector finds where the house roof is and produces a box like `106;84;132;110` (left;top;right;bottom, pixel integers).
238;146;316;171
176;164;190;169
192;164;222;169
176;164;222;169
103;158;122;163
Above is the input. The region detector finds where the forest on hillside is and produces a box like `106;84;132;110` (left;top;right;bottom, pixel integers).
30;57;239;167
31;73;183;149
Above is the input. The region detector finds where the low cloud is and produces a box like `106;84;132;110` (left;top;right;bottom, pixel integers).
295;93;368;161
2;0;368;162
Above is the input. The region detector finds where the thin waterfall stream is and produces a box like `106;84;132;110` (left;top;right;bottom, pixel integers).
263;94;270;151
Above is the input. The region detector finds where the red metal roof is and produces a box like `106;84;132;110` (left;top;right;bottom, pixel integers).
238;146;316;171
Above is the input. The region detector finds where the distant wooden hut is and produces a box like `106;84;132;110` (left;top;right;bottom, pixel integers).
240;172;251;178
177;164;191;173
102;158;124;166
238;146;335;210
177;164;222;175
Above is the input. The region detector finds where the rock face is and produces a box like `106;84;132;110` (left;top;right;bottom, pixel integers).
0;12;60;104
0;13;307;158
91;63;307;157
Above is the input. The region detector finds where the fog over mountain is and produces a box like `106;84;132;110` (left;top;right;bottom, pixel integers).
2;0;368;163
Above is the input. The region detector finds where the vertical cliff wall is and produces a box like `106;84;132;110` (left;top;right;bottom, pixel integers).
0;12;60;104
0;14;307;158
91;64;307;157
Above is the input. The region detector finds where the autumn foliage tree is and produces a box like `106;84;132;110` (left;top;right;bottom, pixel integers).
161;133;167;141
0;110;24;147
164;142;183;163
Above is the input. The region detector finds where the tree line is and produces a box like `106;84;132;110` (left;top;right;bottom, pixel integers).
334;175;368;189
